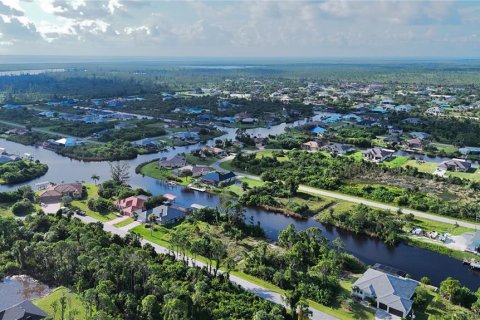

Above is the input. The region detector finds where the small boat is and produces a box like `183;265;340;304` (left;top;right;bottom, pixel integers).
463;258;480;270
167;181;177;186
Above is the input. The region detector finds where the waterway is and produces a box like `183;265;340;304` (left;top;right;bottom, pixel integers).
0;275;51;310
0;116;479;290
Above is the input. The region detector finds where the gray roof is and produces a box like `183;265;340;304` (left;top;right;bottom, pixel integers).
353;268;418;314
138;204;189;223
0;300;47;320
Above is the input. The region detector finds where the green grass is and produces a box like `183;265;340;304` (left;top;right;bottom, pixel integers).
403;236;478;261
0;202;14;217
403;159;439;173
114;217;134;228
383;156;410;168
131;224;172;247
446;168;480;182
431;143;458;155
140;162;194;186
219;160;237;172
348;151;364;162
255;150;289;162
71;184;117;222
410;216;473;236
33;287;87;320
185;153;217;166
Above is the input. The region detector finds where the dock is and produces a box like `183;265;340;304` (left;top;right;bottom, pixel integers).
187;184;206;192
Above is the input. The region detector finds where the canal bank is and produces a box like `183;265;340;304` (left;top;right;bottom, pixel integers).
1;121;479;290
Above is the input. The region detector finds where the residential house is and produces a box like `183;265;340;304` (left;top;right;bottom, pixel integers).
363;147;395;163
5;128;28;135
322;143;355;155
405;138;424;151
55;138;77;147
138;204;191;225
352;268;418;318
241;117;258;124
200;171;236;186
202;147;227;157
39;183;83;204
0;300;47;320
173;165;212;177
459;147;480;156
310;126;326;136
425;107;445;116
174;132;200;141
2;104;22;110
115;195;149;216
302;141;320;152
409;132;430;140
159;155;187;169
402;117;422;125
437;159;472;173
0;154;20;164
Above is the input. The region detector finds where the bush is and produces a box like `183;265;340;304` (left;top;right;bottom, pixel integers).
88;198;114;214
11;199;34;216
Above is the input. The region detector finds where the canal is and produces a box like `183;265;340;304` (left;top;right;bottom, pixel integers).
0;117;479;290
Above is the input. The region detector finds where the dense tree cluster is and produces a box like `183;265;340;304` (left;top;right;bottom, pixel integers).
0;160;48;184
0;215;288;320
56;141;141;161
244;225;364;309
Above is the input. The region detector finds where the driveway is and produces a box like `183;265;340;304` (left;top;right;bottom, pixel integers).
41;202;61;214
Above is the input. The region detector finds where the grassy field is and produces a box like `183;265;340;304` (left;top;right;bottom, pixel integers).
255;150;289;161
185;153;217;165
114;217;134;228
410;216;473;236
383;156;410;168
140;162;194;186
71;184;117;222
225;178;266;196
131;224;172;247
431;143;458;155
0;202;14;217
447;168;480;182
404;159;439;173
219;160;237;172
33;287;87;320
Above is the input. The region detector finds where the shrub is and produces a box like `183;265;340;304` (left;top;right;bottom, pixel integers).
11;199;34;216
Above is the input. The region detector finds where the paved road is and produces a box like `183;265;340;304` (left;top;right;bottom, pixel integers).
213;157;480;230
73;214;337;320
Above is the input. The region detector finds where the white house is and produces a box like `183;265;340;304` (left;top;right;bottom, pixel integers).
352;268;419;318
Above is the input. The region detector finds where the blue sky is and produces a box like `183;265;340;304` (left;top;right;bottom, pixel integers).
0;0;479;57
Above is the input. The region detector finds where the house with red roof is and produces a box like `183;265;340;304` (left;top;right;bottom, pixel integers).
115;195;149;216
38;183;83;204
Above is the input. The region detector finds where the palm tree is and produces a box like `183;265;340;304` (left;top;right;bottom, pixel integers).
148;214;157;236
91;174;100;185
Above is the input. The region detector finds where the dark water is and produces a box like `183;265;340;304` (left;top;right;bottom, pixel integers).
0;276;51;309
1;117;479;290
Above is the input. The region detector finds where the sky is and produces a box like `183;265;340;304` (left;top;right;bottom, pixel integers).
0;0;479;58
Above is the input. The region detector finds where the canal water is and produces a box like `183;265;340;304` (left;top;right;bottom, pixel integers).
0;275;51;310
0;117;479;290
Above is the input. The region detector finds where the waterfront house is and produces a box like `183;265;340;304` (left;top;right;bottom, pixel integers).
55;138;77;147
437;159;472;173
405;138;424;151
310;126;326;136
322;143;355;155
115;195;148;216
159;155;187;169
352;268;418;318
302;141;320;152
173;165;212;177
363;147;395;163
200;171;236;186
5;128;28;136
137;204;191;225
38;183;83;204
0;300;47;320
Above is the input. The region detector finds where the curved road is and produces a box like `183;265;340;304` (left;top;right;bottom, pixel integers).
75;214;337;320
213;156;479;230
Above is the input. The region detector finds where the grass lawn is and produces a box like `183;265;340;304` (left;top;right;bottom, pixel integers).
225;178;266;196
140;162;194;186
219;160;237;172
410;216;473;236
114;217;134;228
71;184;117;222
0;202;14;217
447;168;480;182
33;286;87;319
431;143;458;155
348;151;364;162
414;286;474;320
404;159;439;174
185;153;217;166
383;156;410;168
255;150;289;161
131;224;172;247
